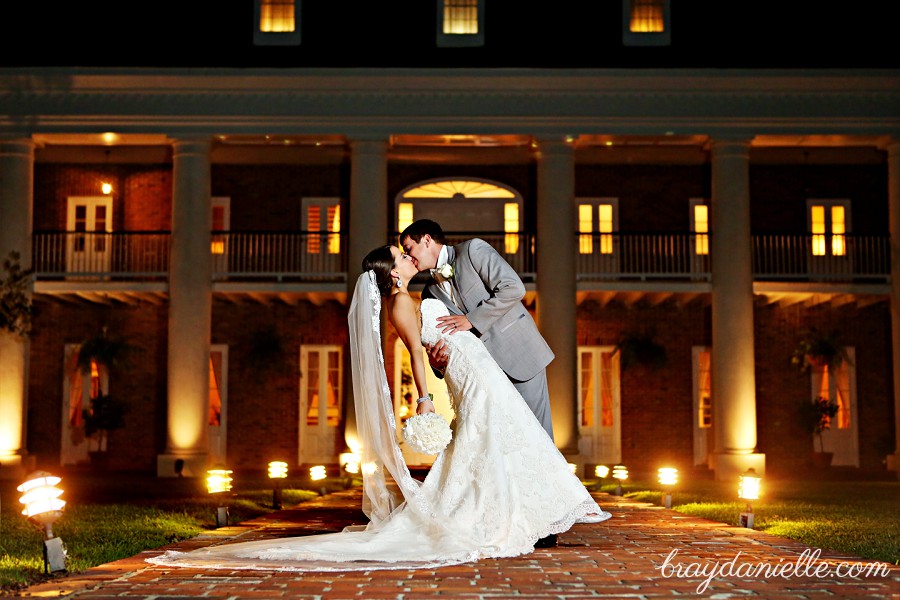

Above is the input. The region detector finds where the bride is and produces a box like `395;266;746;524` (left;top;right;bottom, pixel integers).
147;245;610;572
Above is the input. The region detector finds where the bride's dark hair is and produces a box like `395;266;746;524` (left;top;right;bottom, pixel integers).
362;245;396;298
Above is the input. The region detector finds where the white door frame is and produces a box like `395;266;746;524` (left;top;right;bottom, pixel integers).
208;345;229;466
577;346;621;465
66;196;113;275
298;345;343;464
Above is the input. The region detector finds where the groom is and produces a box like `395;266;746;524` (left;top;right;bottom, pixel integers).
399;219;556;441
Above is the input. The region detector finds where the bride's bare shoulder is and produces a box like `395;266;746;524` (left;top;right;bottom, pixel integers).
387;292;419;316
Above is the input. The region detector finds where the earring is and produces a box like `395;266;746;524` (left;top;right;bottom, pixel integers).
396;278;403;288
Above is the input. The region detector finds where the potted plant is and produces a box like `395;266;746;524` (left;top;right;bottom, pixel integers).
614;331;667;371
82;392;128;466
791;329;850;372
799;396;839;468
0;251;33;337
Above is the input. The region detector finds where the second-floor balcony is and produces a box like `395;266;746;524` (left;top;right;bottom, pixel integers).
31;231;892;288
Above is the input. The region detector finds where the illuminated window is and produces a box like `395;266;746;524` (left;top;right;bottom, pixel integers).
690;199;709;256
211;197;230;255
598;204;614;255
437;0;484;47
403;180;514;199
696;350;711;429
304;198;342;255
622;0;670;46
254;0;301;46
578;204;593;254
808;199;851;257
578;347;621;464
813;359;853;431
577;198;618;255
398;203;414;234
302;347;343;428
504;203;520;253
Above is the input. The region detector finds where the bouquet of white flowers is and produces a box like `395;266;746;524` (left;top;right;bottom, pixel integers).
402;412;452;455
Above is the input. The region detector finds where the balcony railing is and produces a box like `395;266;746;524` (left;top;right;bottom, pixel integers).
211;232;346;282
33;232;170;280
753;234;890;282
576;233;710;281
31;232;891;285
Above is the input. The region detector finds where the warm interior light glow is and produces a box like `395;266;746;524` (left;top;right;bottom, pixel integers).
268;461;288;479
599;204;614;254
310;465;327;481
657;467;678;487
443;0;479;35
397;203;414;233
328;205;341;255
579;204;593;254
612;465;629;481
831;205;846;256
259;0;295;32
693;204;709;255
595;465;610;478
504;203;520;253
18;473;66;520
206;469;233;494
811;205;826;256
210;240;225;254
404;180;514;199
101;182;112;195
568;462;578;474
629;0;665;33
738;468;761;501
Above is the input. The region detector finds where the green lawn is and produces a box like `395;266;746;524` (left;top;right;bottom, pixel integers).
0;474;327;594
591;478;900;565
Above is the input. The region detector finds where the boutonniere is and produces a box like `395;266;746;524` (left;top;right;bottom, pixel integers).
438;263;454;279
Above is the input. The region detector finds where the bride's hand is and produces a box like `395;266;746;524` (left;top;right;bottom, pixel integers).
427;340;449;371
416;398;435;415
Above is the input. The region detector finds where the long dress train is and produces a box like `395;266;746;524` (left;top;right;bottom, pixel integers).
146;296;610;571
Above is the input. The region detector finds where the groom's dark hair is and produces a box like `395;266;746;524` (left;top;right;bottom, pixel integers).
400;219;446;245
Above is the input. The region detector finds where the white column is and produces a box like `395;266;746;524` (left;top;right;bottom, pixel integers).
710;138;765;482
158;138;212;477
0;138;34;477
535;137;578;453
887;140;900;476
345;138;389;454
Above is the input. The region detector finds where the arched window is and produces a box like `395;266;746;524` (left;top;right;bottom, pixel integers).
396;178;522;253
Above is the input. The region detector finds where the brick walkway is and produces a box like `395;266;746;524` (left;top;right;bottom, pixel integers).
20;489;900;599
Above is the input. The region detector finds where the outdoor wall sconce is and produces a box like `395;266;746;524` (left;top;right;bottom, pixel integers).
657;467;678;509
206;468;233;527
268;461;288;510
611;465;628;496
738;467;762;529
17;471;67;573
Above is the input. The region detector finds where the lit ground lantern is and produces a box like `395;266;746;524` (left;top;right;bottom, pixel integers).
738;468;762;529
17;471;67;573
339;452;360;475
657;467;678;509
611;465;628;496
595;465;610;479
310;465;327;481
268;461;288;510
568;463;578;475
206;468;233;527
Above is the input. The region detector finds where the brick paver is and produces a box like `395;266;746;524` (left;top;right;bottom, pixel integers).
20;490;900;599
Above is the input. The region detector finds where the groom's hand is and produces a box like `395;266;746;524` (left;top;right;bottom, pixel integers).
427;340;449;372
436;315;473;335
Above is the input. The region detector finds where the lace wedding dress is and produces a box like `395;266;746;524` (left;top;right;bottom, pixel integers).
146;277;610;572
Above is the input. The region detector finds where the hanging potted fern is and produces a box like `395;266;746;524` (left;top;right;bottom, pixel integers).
791;329;851;372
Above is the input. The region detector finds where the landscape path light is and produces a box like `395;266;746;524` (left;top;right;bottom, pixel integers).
268;461;288;509
206;468;233;527
738;467;762;529
611;465;628;496
18;471;67;573
657;467;678;509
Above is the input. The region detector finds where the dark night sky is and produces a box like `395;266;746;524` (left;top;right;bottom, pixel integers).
0;1;896;69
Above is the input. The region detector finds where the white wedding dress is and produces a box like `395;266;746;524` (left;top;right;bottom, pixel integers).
147;288;610;572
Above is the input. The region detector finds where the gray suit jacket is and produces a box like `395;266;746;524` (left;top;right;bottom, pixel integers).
423;238;554;382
